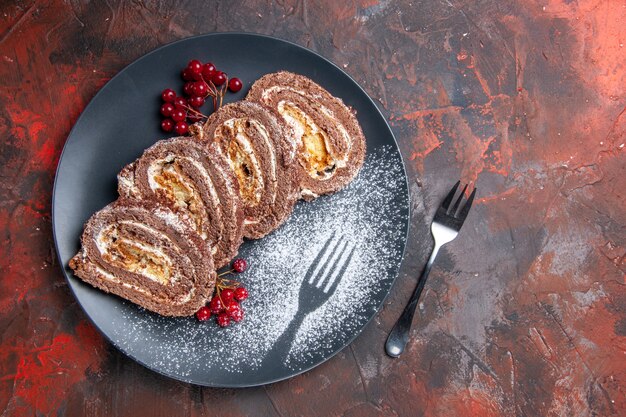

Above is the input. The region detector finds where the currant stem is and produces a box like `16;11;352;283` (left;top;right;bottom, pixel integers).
183;105;208;119
199;74;226;111
215;274;241;293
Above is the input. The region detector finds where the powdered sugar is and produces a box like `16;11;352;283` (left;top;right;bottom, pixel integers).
107;145;408;384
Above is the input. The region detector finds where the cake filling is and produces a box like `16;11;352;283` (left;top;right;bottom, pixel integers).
98;225;172;284
218;119;265;206
148;158;207;238
278;102;337;179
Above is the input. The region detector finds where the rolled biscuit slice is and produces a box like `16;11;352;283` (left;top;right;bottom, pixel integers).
69;199;216;317
117;137;244;268
246;71;366;200
198;101;298;239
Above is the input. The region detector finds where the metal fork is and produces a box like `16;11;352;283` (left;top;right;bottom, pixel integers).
262;232;356;367
385;181;477;358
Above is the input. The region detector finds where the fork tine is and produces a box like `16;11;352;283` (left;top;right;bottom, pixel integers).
319;239;350;291
324;244;356;295
305;231;336;284
451;183;468;215
441;180;460;211
315;237;347;288
457;187;477;222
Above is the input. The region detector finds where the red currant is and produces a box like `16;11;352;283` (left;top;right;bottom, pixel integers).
230;308;244;323
181;68;194;81
160;102;175;117
225;300;241;316
188;59;202;74
161;88;176;103
187;112;203;123
234;287;248;301
161;118;174;132
217;312;231;327
195;306;211;321
171;108;186;122
188;96;205;108
228;77;243;92
193;81;208;97
221;289;235;302
174;97;187;108
209;297;224;314
232;258;247;273
174;121;189;135
202;62;216;80
212;71;227;86
183;82;195;97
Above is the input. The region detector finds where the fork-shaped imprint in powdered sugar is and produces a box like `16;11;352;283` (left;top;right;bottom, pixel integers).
262;232;357;367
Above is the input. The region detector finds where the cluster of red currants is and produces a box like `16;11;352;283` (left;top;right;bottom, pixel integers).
159;59;243;135
195;258;249;327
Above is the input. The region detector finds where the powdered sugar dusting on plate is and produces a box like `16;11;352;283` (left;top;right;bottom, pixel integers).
108;145;408;382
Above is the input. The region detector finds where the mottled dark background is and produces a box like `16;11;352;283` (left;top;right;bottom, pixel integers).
1;0;624;416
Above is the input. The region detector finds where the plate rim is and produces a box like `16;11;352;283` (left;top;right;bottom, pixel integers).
51;31;411;387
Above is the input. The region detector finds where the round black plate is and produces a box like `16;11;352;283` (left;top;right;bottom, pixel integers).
52;33;409;387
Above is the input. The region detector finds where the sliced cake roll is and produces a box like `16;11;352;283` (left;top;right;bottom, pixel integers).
117;136;244;268
69;199;216;317
246;71;366;200
197;101;298;239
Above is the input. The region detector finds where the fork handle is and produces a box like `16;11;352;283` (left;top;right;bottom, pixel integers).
385;244;441;357
262;314;305;367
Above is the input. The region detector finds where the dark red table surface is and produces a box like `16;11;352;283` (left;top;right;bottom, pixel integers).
1;1;624;416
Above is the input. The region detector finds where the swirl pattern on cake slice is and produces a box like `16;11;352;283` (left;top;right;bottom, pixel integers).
246;71;366;200
117;137;244;268
69;199;216;316
197;101;298;239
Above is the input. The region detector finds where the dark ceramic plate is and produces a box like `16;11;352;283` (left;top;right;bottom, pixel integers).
52;33;409;387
